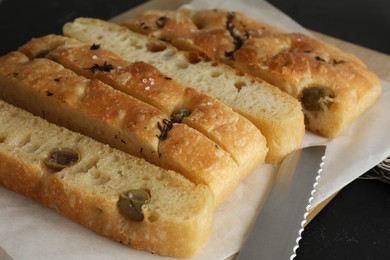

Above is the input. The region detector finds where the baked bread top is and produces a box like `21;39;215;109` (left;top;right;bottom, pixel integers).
123;9;382;138
0;34;267;206
19;35;266;170
63;17;305;164
0;99;214;258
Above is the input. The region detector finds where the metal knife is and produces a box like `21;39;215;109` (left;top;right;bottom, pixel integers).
236;145;326;260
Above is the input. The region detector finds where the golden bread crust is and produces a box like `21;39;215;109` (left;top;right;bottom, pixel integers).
1;34;268;205
63;17;305;164
47;38;266;170
123;9;382;137
0;100;214;258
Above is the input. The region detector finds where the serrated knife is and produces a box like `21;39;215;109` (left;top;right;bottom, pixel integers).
237;145;326;260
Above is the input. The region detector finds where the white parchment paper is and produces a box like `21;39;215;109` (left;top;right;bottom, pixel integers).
1;0;390;259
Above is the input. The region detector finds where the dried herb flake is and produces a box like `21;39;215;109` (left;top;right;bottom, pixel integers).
224;12;246;60
332;59;346;65
155;16;169;29
157;119;173;141
139;22;150;31
315;56;327;62
90;43;101;50
87;62;114;73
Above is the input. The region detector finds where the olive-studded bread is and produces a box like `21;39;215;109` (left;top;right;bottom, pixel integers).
62;17;305;164
18;34;266;178
122;9;382;138
0;99;214;258
0;46;266;206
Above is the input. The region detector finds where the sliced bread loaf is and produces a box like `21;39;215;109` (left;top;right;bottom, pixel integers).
62;17;305;164
0;46;265;206
0;99;214;258
122;9;382;138
18;34;267;178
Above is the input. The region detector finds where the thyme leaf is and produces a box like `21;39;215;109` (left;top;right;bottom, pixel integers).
224;12;247;60
156;16;169;29
332;59;346;65
315;56;346;65
90;43;101;50
157;119;173;141
139;22;150;31
315;56;327;62
87;62;114;73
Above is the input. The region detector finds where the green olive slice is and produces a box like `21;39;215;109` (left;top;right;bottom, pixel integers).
300;86;335;111
44;147;80;171
118;189;151;222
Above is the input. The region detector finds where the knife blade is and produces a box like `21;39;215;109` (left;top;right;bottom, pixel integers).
236;145;326;260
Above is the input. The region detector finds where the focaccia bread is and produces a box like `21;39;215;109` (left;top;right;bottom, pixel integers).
19;34;266;175
123;9;382;138
0;48;266;206
0;99;214;258
63;17;305;164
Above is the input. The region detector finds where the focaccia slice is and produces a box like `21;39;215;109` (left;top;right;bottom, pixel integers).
19;34;266;176
0;51;238;206
0;99;214;258
123;9;382;138
63;17;305;164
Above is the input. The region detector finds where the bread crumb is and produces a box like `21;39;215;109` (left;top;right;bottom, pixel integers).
215;148;224;158
117;110;126;121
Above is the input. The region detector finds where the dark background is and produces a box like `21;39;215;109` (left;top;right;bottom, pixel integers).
268;0;390;55
1;0;389;55
0;0;390;259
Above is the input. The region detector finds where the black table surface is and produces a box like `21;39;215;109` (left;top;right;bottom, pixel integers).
1;0;390;259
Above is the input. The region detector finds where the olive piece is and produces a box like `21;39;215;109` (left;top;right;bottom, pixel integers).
44;147;80;171
118;189;151;222
170;108;191;123
300;86;335;111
